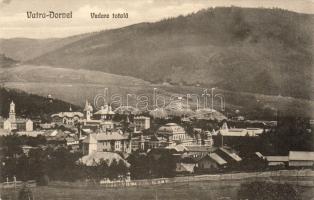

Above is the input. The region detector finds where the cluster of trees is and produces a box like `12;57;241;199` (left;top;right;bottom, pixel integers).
238;181;300;200
0;135;128;183
78;159;128;182
128;150;176;180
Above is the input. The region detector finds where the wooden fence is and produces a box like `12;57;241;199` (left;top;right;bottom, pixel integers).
99;169;314;188
1;180;36;189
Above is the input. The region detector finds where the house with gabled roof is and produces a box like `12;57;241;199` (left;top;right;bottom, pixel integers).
82;131;132;155
196;153;227;171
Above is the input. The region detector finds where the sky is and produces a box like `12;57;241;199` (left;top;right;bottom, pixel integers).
0;0;313;39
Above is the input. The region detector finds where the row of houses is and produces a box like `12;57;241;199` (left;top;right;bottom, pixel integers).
149;146;243;174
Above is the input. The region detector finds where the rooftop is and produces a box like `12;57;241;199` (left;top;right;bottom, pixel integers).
83;132;129;143
157;123;185;135
198;153;227;166
219;148;242;162
289;151;314;161
209;153;228;165
51;112;84;118
79;151;130;167
94;105;115;115
265;156;289;162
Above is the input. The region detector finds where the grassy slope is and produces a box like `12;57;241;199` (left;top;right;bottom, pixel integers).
1;65;313;119
0;54;17;68
27;7;314;99
0;32;96;61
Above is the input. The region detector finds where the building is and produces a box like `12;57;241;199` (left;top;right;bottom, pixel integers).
288;151;314;167
175;162;196;174
265;156;289;167
183;146;214;158
197;153;227;171
79;151;130;167
51;106;84;126
264;151;314;168
65;136;79;146
93;104;115;120
157;123;186;142
81;101;115;131
219;122;263;137
155;123;213;147
0;101;33;132
133;116;150;133
133;123;214;151
216;147;242;164
83;100;93;121
82;131;132;155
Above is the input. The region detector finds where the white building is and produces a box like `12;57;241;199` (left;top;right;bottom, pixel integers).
82;131;132;155
135;123;214;151
51;106;84;126
133;116;150;133
288;151;314;167
81;100;115;131
219;122;263;137
0;101;33;132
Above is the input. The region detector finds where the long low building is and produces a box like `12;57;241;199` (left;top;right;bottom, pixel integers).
219;122;264;137
289;151;314;167
265;156;289;166
265;151;314;167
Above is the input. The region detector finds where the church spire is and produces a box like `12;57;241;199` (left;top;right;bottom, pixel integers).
9;101;16;122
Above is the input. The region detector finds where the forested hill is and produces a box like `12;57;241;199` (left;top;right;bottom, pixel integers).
0;7;311;100
27;7;314;100
0;87;80;120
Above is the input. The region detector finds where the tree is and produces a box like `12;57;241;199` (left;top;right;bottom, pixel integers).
128;152;150;179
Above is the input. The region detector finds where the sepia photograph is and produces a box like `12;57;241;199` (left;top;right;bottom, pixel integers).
0;0;313;199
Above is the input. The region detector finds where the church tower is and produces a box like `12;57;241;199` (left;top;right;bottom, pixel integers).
9;101;16;122
84;100;93;121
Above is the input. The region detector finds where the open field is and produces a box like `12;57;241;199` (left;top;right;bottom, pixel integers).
2;178;314;200
2;170;314;200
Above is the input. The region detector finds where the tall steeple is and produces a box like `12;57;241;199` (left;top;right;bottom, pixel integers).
9;101;16;122
84;100;93;121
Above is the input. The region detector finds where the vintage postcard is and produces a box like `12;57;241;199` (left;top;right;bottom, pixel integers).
0;0;313;199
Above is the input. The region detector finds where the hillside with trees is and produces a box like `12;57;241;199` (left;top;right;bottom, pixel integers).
0;87;80;121
25;7;314;99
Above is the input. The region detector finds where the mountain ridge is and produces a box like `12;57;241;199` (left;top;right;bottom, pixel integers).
1;7;313;100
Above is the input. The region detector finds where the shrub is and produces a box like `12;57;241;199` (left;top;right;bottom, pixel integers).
37;174;49;186
238;181;300;200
